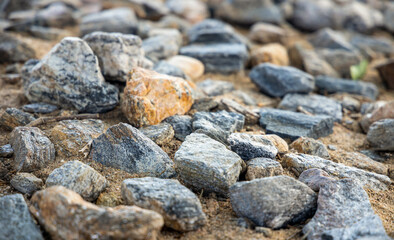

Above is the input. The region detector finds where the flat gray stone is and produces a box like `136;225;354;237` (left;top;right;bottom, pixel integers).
316;49;362;77
143;34;180;62
351;35;393;55
230;176;317;229
290;137;330;159
298;168;335;192
0;108;36;130
367;119;394;151
22;103;58;113
309;28;355;52
245;158;283;180
153;61;187;79
228;133;278;160
197;79;235;97
187;19;243;44
10;172;43;195
122;177;207;232
174;133;243;196
140;122;174;145
164;115;192;141
0;144;13;158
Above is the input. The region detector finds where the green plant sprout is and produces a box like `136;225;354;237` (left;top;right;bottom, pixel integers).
350;59;368;80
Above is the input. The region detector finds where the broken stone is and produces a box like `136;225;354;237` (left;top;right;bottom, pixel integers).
140;122;174;145
191;97;218;112
248;22;285;44
163;115;192;141
309;28;354;52
0;108;36;130
360;100;394;132
250;43;289;67
0;144;13;158
0;33;36;63
166;0;209;23
260;134;289;153
367;119;394;151
245;158;284;180
290;137;330;159
197;79;234;97
298;168;335;192
332;151;389;176
376;59;394;89
316;48;362;77
153;61;187;79
219;98;260;124
10;172;43;195
142;34;181;62
228;133;278;161
167;55;204;80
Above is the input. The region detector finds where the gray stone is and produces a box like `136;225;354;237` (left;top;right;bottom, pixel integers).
142;34;180;62
174;133;243;196
367;119;394;151
22;103;58;113
46;160;107;201
164;115;192;141
0;144;13;158
291;0;333;32
91;123;175;178
180;44;248;74
309;28;355;52
187;19;243;44
359;150;388;163
283;153;391;191
350;35;393;55
192;111;245;144
197;79;234;97
316;49;362;77
10;127;55;172
0;194;44;240
290;137;330;159
129;0;169;20
249;63;315;98
385;5;394;33
0;33;36;63
315;76;379;100
219;98;260;124
140;122;175;145
245;158;283;180
35;2;77;28
298;168;334;192
0;108;36;130
153;61;187;79
279;94;343;122
191;98;218;112
230;176;317;229
259;108;334;141
336;151;388;176
10;172;43;195
122;177;207;231
83;32;145;82
24;26;70;41
80;8;138;36
228;133;278;160
303;179;389;240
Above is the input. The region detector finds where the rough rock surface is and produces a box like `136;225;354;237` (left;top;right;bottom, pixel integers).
367;119;394;151
122;177;207;232
290;0;333;32
142;34;181;62
174;133;243;196
316;48;362;77
245;158;284;180
167;55;204;79
122;67;194;127
10;172;43;195
0;33;36;63
0;194;44;240
290;137;330;159
91;123;175;178
30;186;164;240
260;135;289;153
259;108;334;141
0;108;36;130
250;63;315;98
309;28;355;52
10;127;55;172
360;101;394;132
166;0;209;23
298;168;334;192
334;151;388;176
197;79;234;97
46;161;107;201
0;144;13;158
230;176;317;229
140;122;175;145
153;61;187;79
228;133;278;160
22;37;119;113
22;103;58;113
164;115;192;141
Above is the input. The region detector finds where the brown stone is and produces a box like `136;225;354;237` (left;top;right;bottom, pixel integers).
167;55;204;79
360;100;394;132
376;59;394;89
30;186;164;240
290;137;330;159
260;134;289;153
250;43;289;67
331;151;388;176
122;67;194;127
248;22;286;44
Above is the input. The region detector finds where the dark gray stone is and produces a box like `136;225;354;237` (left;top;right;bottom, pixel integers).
291;0;333;32
315;76;379;100
10;172;43;195
164;115;192;141
24;26;70;41
259;108;334;141
0;144;13;158
153;61;187;79
187;19;243;44
309;28;355;52
249;63;314;98
245;158;283;180
230;176;317;229
0;33;36;63
35;2;77;28
303;179;389;240
316;48;362;77
298;168;334;192
0;194;44;240
142;35;180;62
91;123;175;178
350;35;393;55
174;133;243;196
0;108;36;130
140;122;175;145
279;94;342;122
192;111;245;144
197;79;234;97
359;150;388;163
22;37;119;113
228;133;278;160
191;98;218;112
22;103;58;113
367;119;394;151
180;44;248;74
122;177;207;232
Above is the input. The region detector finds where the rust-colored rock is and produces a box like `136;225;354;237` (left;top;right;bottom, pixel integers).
250;43;289;67
122;67;194;127
30;186;164;240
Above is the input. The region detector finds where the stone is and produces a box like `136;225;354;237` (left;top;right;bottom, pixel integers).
142;34;181;62
359;150;388;163
23;26;71;41
376;59;394;90
0;73;21;85
197;79;234;97
163;115;192;141
259;108;334;141
167;55;204;79
122;177;207;231
303;179;389;240
35;2;77;28
350;35;393;56
10;127;55;172
166;0;209;23
83;32;144;82
290;137;330;159
22;37;119;113
385;5;394;33
250;63;314;98
122;67;194;127
316;48;362;77
0;144;13;158
367;119;394;151
248;22;285;44
30;186;164;240
309;28;354;52
283;153;391;191
260;134;289;153
174;133;243;196
230;176;317;229
10;172;43;195
140;122;175;145
153;61;187;79
250;43;289;67
279;94;343;122
22;103;58;113
298;168;334;192
0;33;36;63
180;44;248;74
157;15;192;34
129;0;169;20
336;95;360;112
91;123;175;178
80;7;138;36
361;101;394;132
228;133;278;161
290;0;333;32
245;158;283;180
0;108;36;130
192;111;245;144
315;76;378;100
332;151;388;176
0;194;44;240
219;98;260;124
255;227;273;237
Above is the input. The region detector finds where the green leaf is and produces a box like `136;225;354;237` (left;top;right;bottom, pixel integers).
350;59;368;80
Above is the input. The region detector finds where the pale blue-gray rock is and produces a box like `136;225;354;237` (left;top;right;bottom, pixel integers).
34;2;77;28
0;144;13;158
249;63;315;98
142;35;180;62
187;19;243;44
290;0;333;32
367;119;394;151
22;103;58;113
0;108;36;130
350;35;393;55
0;33;36;63
245;158;283;180
164;115;192;141
10;172;43;195
197;79;235;97
153;61;187;79
227;133;278;160
309;28;355;52
140;122;174;145
385;5;394;33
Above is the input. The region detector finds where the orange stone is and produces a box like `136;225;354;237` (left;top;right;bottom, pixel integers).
122;67;194;127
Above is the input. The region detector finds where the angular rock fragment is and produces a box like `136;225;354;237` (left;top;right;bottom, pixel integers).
46;161;107;201
22;103;58;113
230;176;317;229
360;101;394;132
245;158;283;180
153;61;187;79
10;172;43;195
174;133;243;196
164;115;192;141
228;133;278;160
332;151;388;176
351;35;393;56
260;134;289;153
35;2;77;28
143;34;181;62
197;79;234;97
0;144;13;158
140;123;174;145
0;33;36;63
290;137;330;159
167;55;204;79
290;0;333;32
0;108;36;130
30;186;164;240
91;123;175;178
298;168;334;192
219;98;260;124
367;119;394;151
316;48;362;77
309;28;354;52
122;177;207;231
129;0;169;20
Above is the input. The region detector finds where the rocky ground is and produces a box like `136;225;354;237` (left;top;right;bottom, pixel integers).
0;0;393;239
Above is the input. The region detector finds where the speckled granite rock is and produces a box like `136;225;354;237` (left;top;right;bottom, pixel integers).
164;115;192;141
0;108;36;130
290;137;330;159
245;158;283;180
10;172;43;195
140;122;175;145
228;133;278;160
